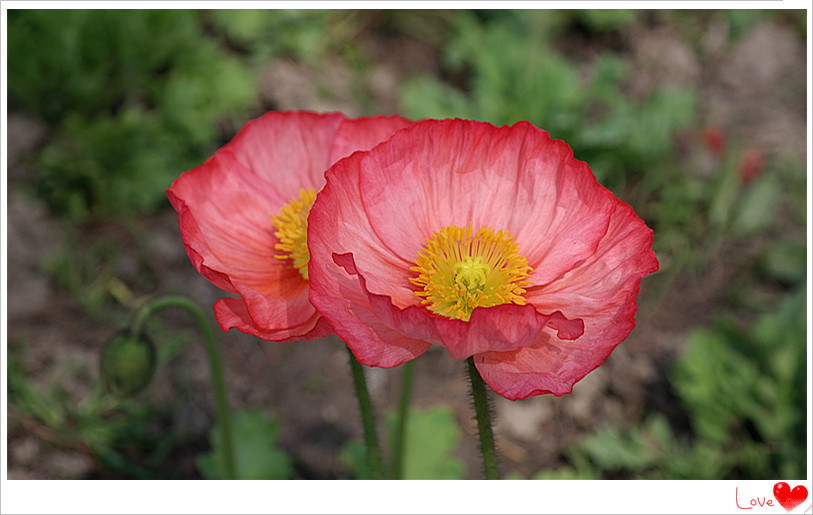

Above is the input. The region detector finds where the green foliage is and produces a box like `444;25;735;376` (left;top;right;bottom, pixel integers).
386;405;465;479
197;410;293;480
575;413;740;479
529;466;600;480
571;288;807;479
208;10;363;65
757;240;806;286
731;172;782;236
674;288;806;477
8;10;257;220
574;10;638;32
341;405;465;479
507;451;599;480
41;223;158;317
8;10;196;121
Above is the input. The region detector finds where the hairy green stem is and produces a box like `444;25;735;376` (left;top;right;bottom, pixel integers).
346;345;384;479
467;356;499;479
391;359;415;479
132;295;236;480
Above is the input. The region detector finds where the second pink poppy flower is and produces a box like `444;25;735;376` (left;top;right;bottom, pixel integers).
168;110;412;343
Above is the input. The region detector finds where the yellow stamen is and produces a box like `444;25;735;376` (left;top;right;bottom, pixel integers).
410;224;532;321
271;188;316;280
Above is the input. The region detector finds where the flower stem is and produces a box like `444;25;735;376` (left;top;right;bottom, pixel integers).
466;356;499;479
346;345;384;479
131;295;236;480
391;359;415;479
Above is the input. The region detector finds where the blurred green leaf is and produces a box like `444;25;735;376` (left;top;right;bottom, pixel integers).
575;10;638;32
399;77;477;121
197;410;293;480
209;10;361;65
386;405;465;480
339;440;371;480
341;405;465;480
732;173;781;236
578;416;671;471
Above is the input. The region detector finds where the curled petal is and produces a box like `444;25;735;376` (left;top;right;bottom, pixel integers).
473;334;593;400
308;253;432;368
215;297;332;343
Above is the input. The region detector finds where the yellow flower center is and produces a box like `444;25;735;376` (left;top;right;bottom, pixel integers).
271;188;316;280
410;224;532;321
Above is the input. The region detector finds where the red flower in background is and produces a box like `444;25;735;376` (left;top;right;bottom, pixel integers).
702;127;726;158
738;146;765;184
168;111;412;342
308;119;659;400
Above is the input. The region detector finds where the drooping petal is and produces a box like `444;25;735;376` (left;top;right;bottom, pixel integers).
474;201;659;400
214;296;333;343
473;332;594;399
308;253;432;368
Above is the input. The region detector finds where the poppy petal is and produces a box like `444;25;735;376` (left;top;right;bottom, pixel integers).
354;119;614;284
475;201;658;400
169;111;413;342
214;296;332;343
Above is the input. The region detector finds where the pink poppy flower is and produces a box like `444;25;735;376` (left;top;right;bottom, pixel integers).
167;111;412;342
308;118;659;400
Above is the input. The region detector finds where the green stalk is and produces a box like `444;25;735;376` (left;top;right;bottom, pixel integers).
346;345;384;479
391;359;415;479
466;357;499;479
132;295;236;480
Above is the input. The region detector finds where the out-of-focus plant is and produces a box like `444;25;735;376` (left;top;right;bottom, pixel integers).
7;329;189;478
341;405;466;479
197;410;293;480
207;10;365;65
8;10;257;220
558;286;806;479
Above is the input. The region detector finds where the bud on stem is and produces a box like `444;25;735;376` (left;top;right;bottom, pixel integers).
100;330;156;397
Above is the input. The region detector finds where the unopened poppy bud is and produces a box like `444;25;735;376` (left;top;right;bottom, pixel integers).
100;330;156;397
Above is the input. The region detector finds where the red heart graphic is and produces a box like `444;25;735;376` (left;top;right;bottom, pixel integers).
774;482;808;512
